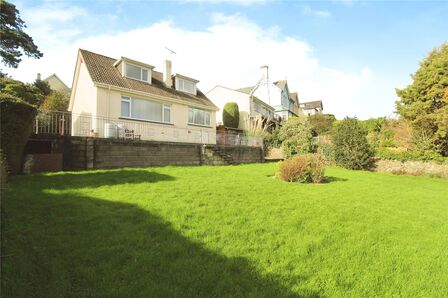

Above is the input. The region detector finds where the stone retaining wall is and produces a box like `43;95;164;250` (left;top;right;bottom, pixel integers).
24;135;264;172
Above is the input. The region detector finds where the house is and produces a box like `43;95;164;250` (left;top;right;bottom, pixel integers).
206;85;276;130
234;66;301;121
41;73;71;94
300;100;323;115
68;49;218;144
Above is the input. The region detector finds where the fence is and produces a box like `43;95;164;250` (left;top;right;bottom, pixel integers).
33;110;263;147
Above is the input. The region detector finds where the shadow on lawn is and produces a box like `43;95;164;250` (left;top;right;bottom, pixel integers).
27;168;175;189
2;171;322;297
323;176;348;183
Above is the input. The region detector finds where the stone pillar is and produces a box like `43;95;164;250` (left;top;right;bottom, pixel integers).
85;138;95;169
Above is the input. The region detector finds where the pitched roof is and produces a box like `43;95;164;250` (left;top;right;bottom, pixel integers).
274;80;287;90
289;92;299;105
235;86;254;94
301;100;323;110
79;49;216;109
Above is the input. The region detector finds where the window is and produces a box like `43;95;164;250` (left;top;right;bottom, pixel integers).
121;96;130;117
188;107;211;126
125;63;150;82
176;78;196;95
120;96;170;123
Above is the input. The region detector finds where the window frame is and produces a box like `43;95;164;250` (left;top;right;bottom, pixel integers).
120;96;171;124
124;62;151;83
188;107;211;127
175;78;197;95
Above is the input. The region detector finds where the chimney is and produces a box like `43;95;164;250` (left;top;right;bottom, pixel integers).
163;60;172;87
260;65;269;84
37;73;41;81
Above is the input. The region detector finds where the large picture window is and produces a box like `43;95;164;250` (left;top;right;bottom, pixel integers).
125;63;150;83
188;107;211;126
120;96;170;123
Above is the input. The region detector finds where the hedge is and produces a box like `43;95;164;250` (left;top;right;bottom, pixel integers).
223;102;239;128
0;94;37;174
376;148;447;164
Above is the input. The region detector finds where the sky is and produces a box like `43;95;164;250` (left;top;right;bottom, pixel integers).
5;0;448;119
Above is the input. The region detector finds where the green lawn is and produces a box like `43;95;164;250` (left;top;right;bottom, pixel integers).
2;163;448;297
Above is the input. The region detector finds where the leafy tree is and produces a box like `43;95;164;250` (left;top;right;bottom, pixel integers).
332;117;374;170
33;78;52;96
41;91;69;111
223;102;239;128
309;114;336;135
0;77;44;106
0;0;42;70
279;117;315;158
396;43;448;155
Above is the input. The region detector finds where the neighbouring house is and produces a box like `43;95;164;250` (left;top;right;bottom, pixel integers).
234;66;302;121
300;100;323;115
68;49;218;144
38;73;71;94
206;85;276;130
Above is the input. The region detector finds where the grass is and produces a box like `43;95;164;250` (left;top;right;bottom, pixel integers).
1;163;448;297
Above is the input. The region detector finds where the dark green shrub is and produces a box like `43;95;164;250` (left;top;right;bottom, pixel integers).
0;94;37;174
332;117;374;170
277;153;326;183
223;102;239;128
279;117;316;158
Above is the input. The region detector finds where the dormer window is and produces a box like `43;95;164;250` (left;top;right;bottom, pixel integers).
114;57;154;83
174;74;198;95
125;63;150;83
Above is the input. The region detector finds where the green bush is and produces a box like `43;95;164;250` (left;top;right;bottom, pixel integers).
279;117;316;158
376;148;447;164
0;77;44;106
277;153;326;183
309;114;336;135
223;102;239;128
0;94;37;174
333;117;374;170
317;143;335;164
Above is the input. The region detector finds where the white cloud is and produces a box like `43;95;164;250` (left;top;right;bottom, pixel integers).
302;6;332;18
6;10;375;119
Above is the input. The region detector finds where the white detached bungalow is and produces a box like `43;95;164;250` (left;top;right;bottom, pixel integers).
68;49;218;144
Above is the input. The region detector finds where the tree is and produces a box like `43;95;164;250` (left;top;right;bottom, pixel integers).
332;117;374;170
223;102;239;128
396;43;448;155
0;77;44;106
309;114;336;135
278;117;315;158
33;79;52;96
41;91;69;111
0;0;42;69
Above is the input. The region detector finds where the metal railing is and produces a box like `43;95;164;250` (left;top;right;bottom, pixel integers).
32;110;263;147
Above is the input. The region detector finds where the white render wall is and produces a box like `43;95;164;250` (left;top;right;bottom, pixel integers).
206;86;251;130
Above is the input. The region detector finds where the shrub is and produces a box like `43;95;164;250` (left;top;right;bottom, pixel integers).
0;77;44;106
376;148;447;164
277;153;326;183
375;159;448;179
279;117;316;158
0;94;37;174
318;143;335;164
332;117;374;170
41;91;69;111
223;102;239;128
309;114;336;135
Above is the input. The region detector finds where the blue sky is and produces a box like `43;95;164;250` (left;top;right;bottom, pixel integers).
9;0;448;119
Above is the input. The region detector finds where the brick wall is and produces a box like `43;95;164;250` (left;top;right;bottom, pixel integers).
24;135;264;172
